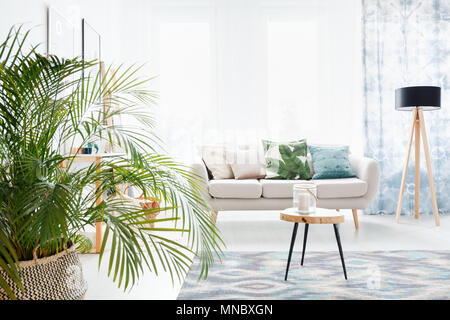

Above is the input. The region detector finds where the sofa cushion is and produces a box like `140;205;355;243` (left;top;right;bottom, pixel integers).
209;179;262;199
315;178;368;198
261;178;367;199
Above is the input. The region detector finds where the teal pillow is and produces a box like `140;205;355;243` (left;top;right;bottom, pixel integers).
262;139;311;180
309;145;356;179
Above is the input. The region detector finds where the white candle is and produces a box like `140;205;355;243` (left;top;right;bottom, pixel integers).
297;193;309;212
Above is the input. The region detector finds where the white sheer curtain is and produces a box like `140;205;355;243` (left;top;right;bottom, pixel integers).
146;0;363;161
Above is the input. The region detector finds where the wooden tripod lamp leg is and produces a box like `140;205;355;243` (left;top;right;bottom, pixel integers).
396;108;418;223
418;109;440;227
414;112;420;219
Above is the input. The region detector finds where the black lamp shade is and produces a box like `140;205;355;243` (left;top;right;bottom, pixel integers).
395;86;441;111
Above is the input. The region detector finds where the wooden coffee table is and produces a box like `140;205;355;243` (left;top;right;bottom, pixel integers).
280;208;347;280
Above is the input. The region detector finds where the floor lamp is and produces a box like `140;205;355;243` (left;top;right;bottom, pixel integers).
395;86;440;226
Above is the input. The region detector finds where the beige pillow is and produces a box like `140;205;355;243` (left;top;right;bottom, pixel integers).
199;146;234;179
230;163;266;180
226;147;266;180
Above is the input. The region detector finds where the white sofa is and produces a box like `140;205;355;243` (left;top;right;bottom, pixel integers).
191;154;380;229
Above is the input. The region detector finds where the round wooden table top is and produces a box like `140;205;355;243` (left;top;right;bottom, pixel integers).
280;208;344;224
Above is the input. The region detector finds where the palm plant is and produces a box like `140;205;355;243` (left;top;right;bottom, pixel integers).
0;26;223;299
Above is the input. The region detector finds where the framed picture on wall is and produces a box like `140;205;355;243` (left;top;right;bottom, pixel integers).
82;18;102;103
82;18;101;68
47;6;75;59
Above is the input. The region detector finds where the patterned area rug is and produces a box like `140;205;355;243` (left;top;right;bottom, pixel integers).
178;251;450;299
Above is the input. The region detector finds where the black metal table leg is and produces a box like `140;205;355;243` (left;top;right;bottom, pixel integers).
333;224;347;280
284;223;299;281
301;223;309;266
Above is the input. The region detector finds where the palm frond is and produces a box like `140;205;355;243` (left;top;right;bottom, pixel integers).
0;26;224;299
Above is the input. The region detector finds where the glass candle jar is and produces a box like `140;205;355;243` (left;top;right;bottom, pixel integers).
293;182;317;214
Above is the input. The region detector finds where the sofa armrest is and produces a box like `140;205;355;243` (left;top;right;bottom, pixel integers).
187;158;211;200
349;155;380;203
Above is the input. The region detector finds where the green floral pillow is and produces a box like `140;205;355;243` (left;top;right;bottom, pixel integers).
262;139;311;180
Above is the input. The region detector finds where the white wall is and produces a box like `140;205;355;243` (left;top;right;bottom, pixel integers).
0;0;151;65
0;0;364;159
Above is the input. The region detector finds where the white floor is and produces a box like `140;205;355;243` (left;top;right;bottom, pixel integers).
81;210;450;299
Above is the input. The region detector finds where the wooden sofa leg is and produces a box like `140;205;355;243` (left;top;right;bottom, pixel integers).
211;211;218;224
352;209;359;230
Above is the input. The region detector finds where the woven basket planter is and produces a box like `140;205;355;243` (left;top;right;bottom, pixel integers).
0;245;87;300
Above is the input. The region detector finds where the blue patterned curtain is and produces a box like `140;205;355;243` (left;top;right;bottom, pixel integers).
362;0;450;215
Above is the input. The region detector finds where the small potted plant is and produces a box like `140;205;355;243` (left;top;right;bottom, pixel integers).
0;27;223;300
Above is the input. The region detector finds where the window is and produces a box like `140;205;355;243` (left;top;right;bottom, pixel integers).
267;20;319;140
148;0;362;160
